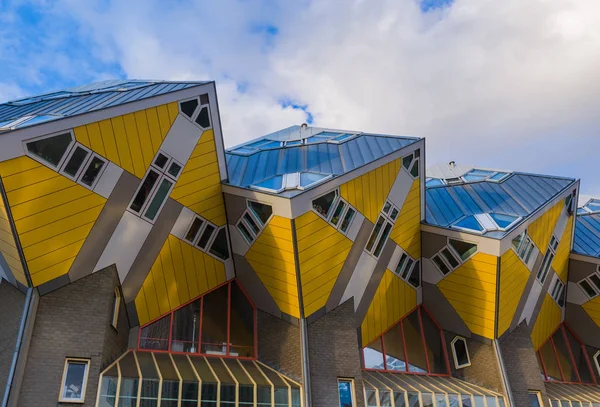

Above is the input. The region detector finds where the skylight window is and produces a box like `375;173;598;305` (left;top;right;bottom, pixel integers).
452;213;521;234
489;213;519;230
16;115;59;128
463;169;494;182
300;172;328;188
489;171;509;181
426;178;445;188
285;140;303;146
253;175;284;192
453;216;484;233
251;172;330;193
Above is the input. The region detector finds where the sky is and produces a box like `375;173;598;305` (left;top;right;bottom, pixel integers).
1;0;600;197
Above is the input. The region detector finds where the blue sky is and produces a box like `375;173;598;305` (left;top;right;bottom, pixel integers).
1;0;600;198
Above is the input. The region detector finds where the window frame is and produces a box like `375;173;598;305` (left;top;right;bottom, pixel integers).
58;143;93;182
207;226;231;261
512;231;536;265
365;200;399;259
549;277;566;308
182;215;222;259
537;235;558;284
402;150;420;179
23;130;76;170
594;350;600;378
528;391;543;407
311;189;357;236
432;239;478;277
577;268;600;300
76;152;108;190
392;250;421;288
179;95;213;131
338;378;356;407
58;358;91;403
236;200;274;244
450;336;471;369
111;288;121;329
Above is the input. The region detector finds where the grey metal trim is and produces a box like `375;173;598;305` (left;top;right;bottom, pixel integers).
36;274;71;296
291;218;311;407
422;282;471;337
125;301;140;328
232;254;281;317
528;266;558;331
493;339;516;407
495;257;501;339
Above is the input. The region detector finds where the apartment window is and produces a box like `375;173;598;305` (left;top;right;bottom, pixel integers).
208;227;230;260
594;351;600;377
312;190;357;235
512;232;535;264
59;358;90;403
179;94;212;130
450;337;471;369
402;149;420;178
432;239;478;277
565;190;577;215
25;132;74;168
237;200;273;244
550;278;566;307
338;379;355;407
111;288;121;329
537;236;558;284
393;251;421;288
453;213;520;234
366;200;399;258
129;151;182;223
578;267;600;299
182;215;229;260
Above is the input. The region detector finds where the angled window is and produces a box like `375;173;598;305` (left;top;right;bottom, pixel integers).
138;281;256;358
182;215;223;259
59;358;90;403
111;288;121;329
402;149;420;178
426;178;446;188
363;306;449;375
313;190;338;218
489;213;520;230
432;239;477;277
195;106;211;129
25;132;74;168
79;154;107;188
208;227;230;260
537;235;558;284
512;232;535;264
312;190;357;236
451;337;471;369
237;200;273;244
579;278;598;299
453;216;484;233
366;200;399;258
179;94;212;130
461;169;510;183
180;98;199;118
393;251;421;288
61;145;90;179
407;260;421;288
550;278;566;307
594;351;600;378
449;239;477;262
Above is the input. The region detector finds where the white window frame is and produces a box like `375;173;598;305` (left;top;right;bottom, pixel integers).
23;130;76;170
453;213;521;234
537;235;558;284
392;249;421;288
549;277;566;307
111;288;121;329
58;143;93;182
236;199;274;244
513;231;536;264
402;150;420;179
462;169;511;184
75;152;108;190
577;269;600;300
338;378;356;407
183;215;217;252
59;358;90;403
365;200;399;259
206;225;231;261
593;350;600;378
311;189;357;236
450;336;471;369
178;95;213;131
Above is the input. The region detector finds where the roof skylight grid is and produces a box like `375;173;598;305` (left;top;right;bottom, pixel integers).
451;213;521;234
229;131;361;155
425;168;511;189
250;172;332;194
580;199;600;214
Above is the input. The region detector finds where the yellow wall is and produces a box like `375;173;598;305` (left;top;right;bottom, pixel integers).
74;102;178;179
437;252;498;339
171;129;226;226
0;196;27;286
296;211;352;317
389;178;421;259
528;200;563;254
552;215;573;283
0;156;106;286
245;216;300;318
582;297;600;329
339;159;401;224
497;250;530;337
135;234;227;325
531;294;563;351
361;269;417;346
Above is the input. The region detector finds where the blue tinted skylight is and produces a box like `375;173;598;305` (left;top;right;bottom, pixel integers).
333;133;354;142
314;131;338;138
232;147;255;155
17;115;58;128
0;119;12;128
489;172;509;181
305;135;331;144
489;213;519;229
426;179;445;188
300;172;328;188
585;200;600;212
453;216;484;232
253;175;283;192
463;169;494;182
285;140;302;146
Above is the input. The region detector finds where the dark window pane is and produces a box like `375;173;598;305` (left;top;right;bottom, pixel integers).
220;383;236;405
257;386;271;406
408;392;420;407
143;178;173;220
441;248;459;268
590;274;600;292
181;381;199;407
208;228;230;260
154;153;168;169
403;311;427;373
239;384;254;405
552;328;576;382
80;156;106;187
161;380;179;407
366;217;385;252
244;212;261;235
229;282;255;357
410;160;419;177
462;395;473;407
364;338;385;369
237;222;254;243
274;387;288;406
171;300;200;352
201;285;228;354
313;190;337;218
539;340;562;381
338;380;354;407
140;315;170;350
373;221;392;257
408;261;421;288
139;378;159;406
185;218;204;243
249;201;272;225
395;253;409;275
403;155;413;169
366;390;378;407
383;324;406;371
422;309;446;374
197;224;216;249
180;99;199;118
99;376;118;407
395;392;407;407
63;146;89;177
380;390;392;407
579;280;597;298
168;162;182;178
340;207;356;233
453;338;470;367
26;133;72;166
62;361;88;400
200;94;209;105
131;170;160;213
449;239;477;260
195;106;211;128
331;200;346;226
432;254;450;275
118;377;139;407
201;382;218;405
565;327;593;383
422;393;434;407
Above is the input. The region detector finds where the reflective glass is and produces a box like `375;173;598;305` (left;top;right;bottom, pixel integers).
474;395;485;407
449;394;460;407
197;224;216;249
539;340;562;380
383;324;407;371
131;170;160;213
80;156;106;187
422;309;447;374
410;161;419;177
220;384;236;405
229;282;255;357
171;300;200;352
366;217;385;252
395;392;407;407
552;327;577;382
366;390;378;407
63;146;89;177
404;311;428;373
257;386;271;406
99;375;118;407
168;161;182;178
239;384;254;406
462;395;473;407
118;377;139;407
140;315;170;350
490;213;518;229
338;380;354;407
340;208;356;233
201;285;228;354
486;396;498;407
403;155;414;169
201;383;218;406
437;394;448;407
454;216;484;232
489;172;509;181
441;248;459;268
300;172;328;187
422;393;434;407
181;381;199;407
161;380;179;407
254;175;284;191
579;280;597;298
208;228;230;260
432;254;450;275
195;106;211;128
249;201;273;225
373;221;392;257
313;190;338;218
449;239;477;261
364;338;385;369
274;387;289;406
408;392;420;407
380;391;392;407
331;200;346;226
61;361;88;401
243;212;261;235
426;178;445;187
144;178;173;220
153;153;168;168
185;218;204;243
26;133;73;166
139;379;159;407
408;261;421;288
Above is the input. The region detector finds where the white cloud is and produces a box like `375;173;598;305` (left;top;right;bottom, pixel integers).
10;0;600;193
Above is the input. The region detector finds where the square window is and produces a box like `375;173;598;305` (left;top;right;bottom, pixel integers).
59;359;90;403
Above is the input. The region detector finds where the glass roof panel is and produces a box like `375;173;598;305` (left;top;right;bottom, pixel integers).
489;172;509;181
253;175;283;192
232;147;256;154
454;216;485;232
489;213;519;229
305;135;331;144
333;133;354;141
299;172;328;187
426;179;445;188
463;174;487;182
17;115;58;128
285;140;302;146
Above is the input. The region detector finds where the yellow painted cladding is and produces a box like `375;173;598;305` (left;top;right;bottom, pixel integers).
0;197;27;286
389;178;421;258
0;156;106;287
340;159;401;224
582;297;600;329
528;200;563;254
497;250;530;337
552;216;573;283
361;269;417;347
245;216;300;318
170;130;226;227
437;252;498;339
531;293;563;351
296;211;352;317
135;234;227;325
74;102;178;179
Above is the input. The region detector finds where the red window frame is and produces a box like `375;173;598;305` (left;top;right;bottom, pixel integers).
136;279;258;360
361;304;451;376
537;323;596;385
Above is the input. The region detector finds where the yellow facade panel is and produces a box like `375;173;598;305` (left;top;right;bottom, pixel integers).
0;200;27;286
340;158;401;223
437;252;498;339
110;116;135;174
296;211;352;317
98;119;120;166
245;216;300;318
531;294;563;350
86;122;106;158
582;297;600;329
528;200;563;254
389;178;421;258
136;234;226;325
361;270;417;346
497;250;530;337
552;216;573;283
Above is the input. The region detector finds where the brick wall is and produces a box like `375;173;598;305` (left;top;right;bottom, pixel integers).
307;300;365;407
257;310;303;381
0;281;25;398
499;322;549;407
17;266;129;407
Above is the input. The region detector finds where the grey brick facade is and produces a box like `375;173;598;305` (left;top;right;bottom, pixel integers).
257;309;303;381
0;281;25;400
